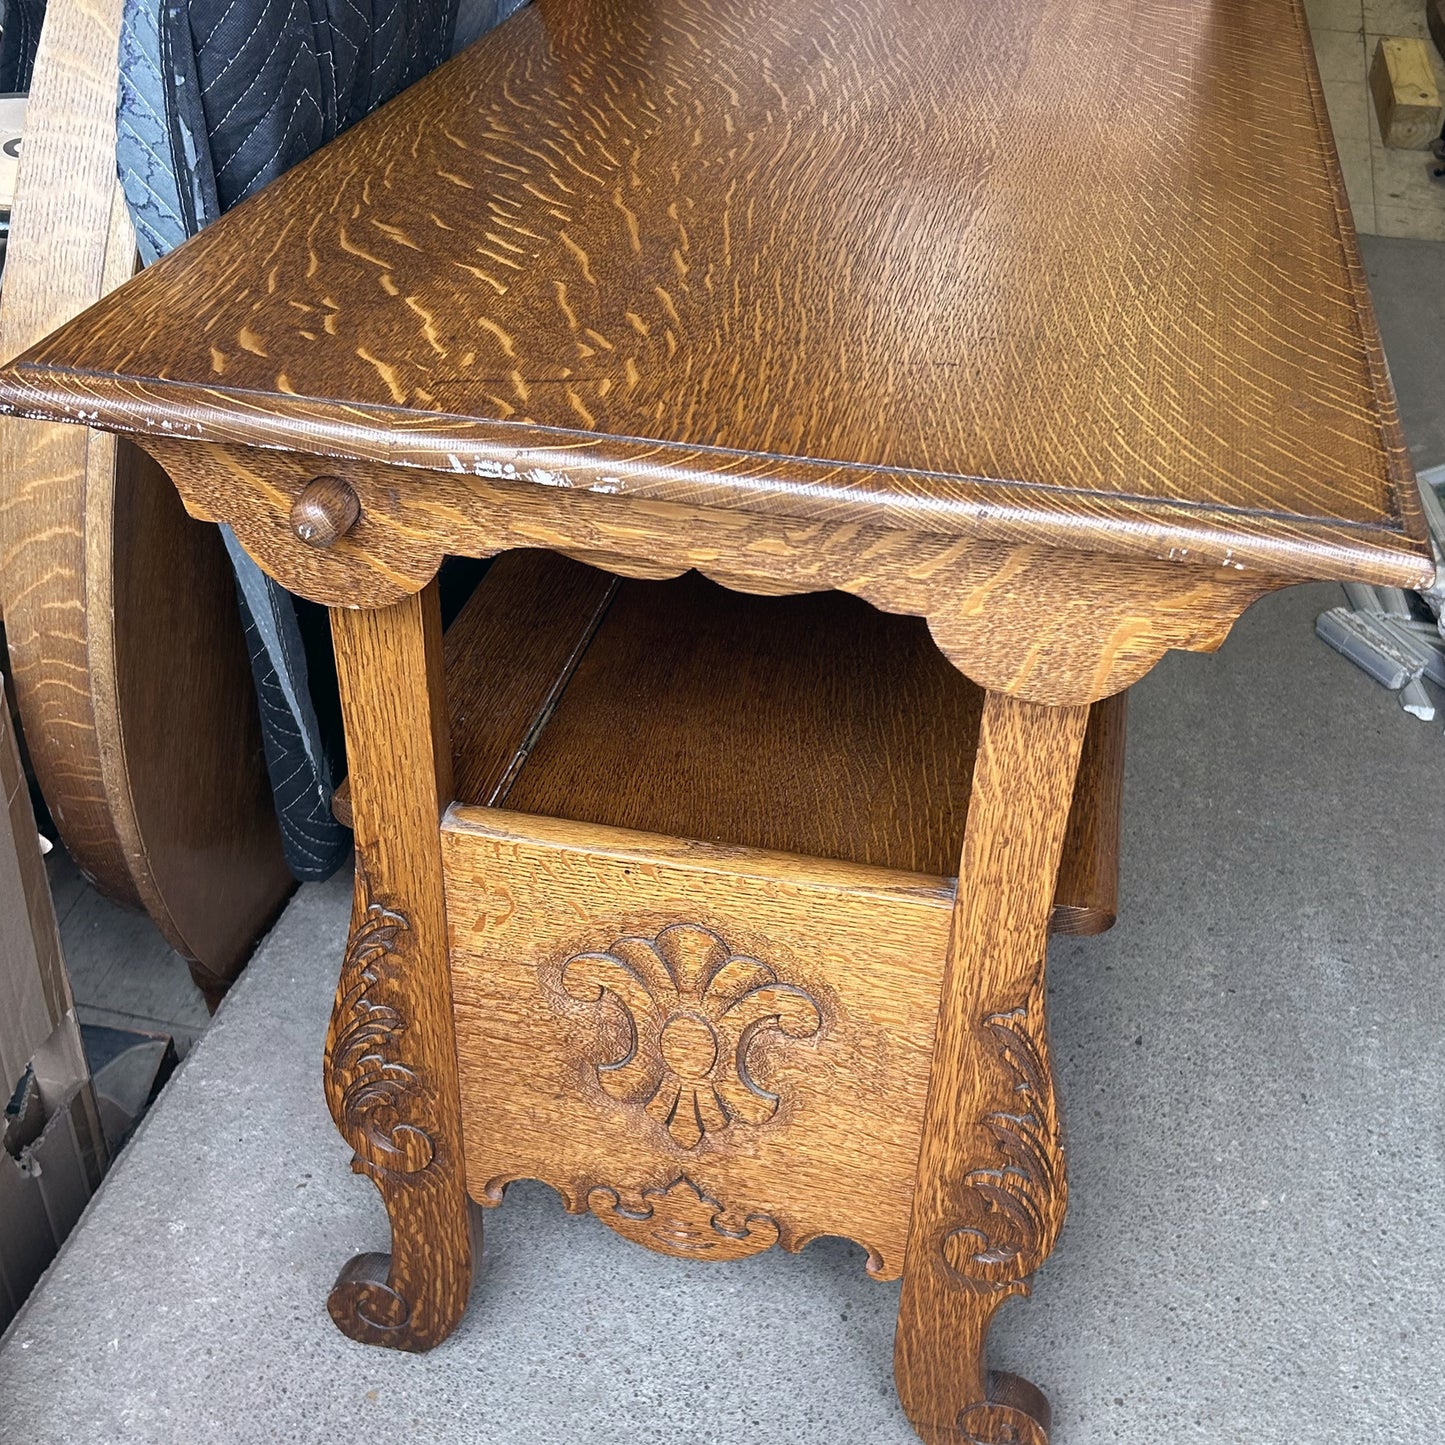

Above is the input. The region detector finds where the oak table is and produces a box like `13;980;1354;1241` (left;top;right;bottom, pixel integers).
0;1;1431;1440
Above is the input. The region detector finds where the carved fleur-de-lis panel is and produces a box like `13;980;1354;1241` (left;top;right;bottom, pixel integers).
557;923;823;1149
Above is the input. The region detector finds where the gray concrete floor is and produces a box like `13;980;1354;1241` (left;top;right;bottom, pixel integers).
46;846;212;1058
1362;232;1445;471
1;575;1442;1445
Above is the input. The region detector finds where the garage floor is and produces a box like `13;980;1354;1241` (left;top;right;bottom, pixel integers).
1308;0;1445;239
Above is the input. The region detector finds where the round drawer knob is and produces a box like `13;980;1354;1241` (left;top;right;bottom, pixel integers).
290;476;361;548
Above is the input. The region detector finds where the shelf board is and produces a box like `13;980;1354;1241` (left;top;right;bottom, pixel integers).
336;552;1123;934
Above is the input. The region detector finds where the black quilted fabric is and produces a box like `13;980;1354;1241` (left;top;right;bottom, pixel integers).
0;0;44;91
232;578;352;880
178;0;458;218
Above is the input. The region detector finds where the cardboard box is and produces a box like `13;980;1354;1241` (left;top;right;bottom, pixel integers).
1;673;107;1330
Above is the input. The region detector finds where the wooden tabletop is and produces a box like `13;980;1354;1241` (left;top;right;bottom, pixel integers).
0;0;1430;586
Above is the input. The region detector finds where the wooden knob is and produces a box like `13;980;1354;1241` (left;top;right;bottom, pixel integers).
290;476;361;548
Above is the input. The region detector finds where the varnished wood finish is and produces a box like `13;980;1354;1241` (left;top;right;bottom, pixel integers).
1053;689;1125;937
324;585;473;1350
443;805;960;1280
0;0;1429;592
442;552;617;807
339;558;1123;928
332;549;618;829
501;568;1122;932
290;475;361;548
0;0;290;999
895;694;1089;1445
0;0;1429;591
107;444;292;1005
134;438;1277;707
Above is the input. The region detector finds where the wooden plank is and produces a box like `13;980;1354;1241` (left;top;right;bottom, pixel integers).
500;571;1122;934
0;661;67;1096
0;0;290;999
1371;36;1444;149
1052;687;1125;937
341;561;1121;927
442;803;961;1281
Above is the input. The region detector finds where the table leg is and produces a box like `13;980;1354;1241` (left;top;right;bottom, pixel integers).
322;584;474;1351
895;691;1090;1444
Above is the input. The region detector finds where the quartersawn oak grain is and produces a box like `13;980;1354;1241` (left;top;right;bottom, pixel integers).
442;804;967;1281
501;567;1125;932
895;693;1090;1445
127;436;1280;707
0;0;1430;588
324;584;475;1350
0;0;1423;1437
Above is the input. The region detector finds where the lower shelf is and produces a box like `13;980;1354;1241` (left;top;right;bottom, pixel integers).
337;548;1125;932
432;552;1123;1277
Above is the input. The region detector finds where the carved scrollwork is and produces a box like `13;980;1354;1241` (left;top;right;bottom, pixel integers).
954;1371;1052;1445
554;923;823;1149
587;1176;782;1261
957;1402;1048;1445
326;888;435;1177
327;1251;413;1337
940;970;1064;1295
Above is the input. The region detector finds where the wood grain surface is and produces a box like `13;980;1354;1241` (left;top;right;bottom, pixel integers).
290;474;362;547
336;554;1123;928
502;568;1123;932
0;0;290;996
330;549;618;828
442;804;964;1280
895;693;1089;1445
443;551;618;807
324;585;474;1350
0;0;1429;588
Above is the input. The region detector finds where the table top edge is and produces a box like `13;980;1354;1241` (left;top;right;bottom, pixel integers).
0;357;1431;592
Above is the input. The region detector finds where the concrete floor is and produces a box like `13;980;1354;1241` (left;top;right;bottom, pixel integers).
1361;232;1445;470
0;575;1442;1445
46;846;212;1058
1307;0;1445;240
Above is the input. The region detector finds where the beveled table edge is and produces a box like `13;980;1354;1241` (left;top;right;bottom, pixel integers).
0;364;1433;591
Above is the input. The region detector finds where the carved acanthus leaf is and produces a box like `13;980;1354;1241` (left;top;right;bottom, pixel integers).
941;968;1065;1294
327;885;435;1176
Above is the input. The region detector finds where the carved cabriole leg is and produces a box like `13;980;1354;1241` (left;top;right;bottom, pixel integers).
323;583;473;1351
895;692;1090;1445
